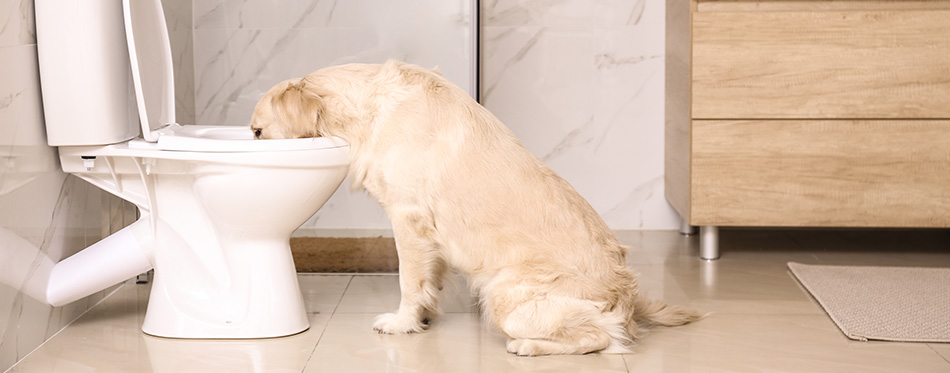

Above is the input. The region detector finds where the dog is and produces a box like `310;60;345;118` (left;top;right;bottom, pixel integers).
250;60;702;356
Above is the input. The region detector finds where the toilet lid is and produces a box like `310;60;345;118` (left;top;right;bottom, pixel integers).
122;0;175;142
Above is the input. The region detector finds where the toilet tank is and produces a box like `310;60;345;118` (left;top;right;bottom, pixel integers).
37;0;176;147
36;0;141;146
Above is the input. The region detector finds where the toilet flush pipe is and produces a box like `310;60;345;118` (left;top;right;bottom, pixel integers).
46;216;154;307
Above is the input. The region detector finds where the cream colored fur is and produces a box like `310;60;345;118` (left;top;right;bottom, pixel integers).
251;60;702;356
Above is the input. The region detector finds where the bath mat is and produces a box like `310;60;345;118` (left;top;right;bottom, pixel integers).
787;262;950;343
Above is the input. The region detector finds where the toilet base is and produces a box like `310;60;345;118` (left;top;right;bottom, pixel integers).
52;140;347;339
141;237;310;339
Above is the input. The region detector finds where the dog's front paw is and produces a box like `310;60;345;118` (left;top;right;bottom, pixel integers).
507;339;537;356
507;339;557;357
373;312;428;334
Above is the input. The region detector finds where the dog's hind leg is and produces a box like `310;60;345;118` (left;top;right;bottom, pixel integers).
373;207;446;334
494;292;632;356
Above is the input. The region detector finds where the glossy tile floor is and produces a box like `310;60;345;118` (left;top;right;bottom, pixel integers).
9;229;950;372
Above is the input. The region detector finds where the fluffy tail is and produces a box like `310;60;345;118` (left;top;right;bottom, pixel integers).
632;297;706;328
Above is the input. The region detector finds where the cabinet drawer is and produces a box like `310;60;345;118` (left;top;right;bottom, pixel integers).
692;10;950;119
690;120;950;227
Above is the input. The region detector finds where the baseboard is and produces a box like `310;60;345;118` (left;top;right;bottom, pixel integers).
290;236;397;273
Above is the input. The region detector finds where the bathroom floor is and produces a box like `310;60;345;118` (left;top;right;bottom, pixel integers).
9;229;950;372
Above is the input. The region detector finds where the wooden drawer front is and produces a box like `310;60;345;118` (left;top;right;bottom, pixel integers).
692;10;950;119
691;120;950;227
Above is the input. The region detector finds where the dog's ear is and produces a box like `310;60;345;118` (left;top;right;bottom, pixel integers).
271;81;325;138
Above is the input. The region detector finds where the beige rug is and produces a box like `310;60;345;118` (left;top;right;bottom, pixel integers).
787;262;950;343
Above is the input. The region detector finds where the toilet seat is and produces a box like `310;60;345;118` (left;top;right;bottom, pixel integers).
133;124;346;153
59;125;348;170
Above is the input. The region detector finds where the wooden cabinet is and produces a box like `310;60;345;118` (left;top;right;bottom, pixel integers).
665;0;950;259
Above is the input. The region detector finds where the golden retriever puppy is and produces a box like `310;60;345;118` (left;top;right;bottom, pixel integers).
251;60;702;356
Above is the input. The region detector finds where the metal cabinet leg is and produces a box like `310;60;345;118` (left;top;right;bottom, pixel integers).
679;219;697;235
700;226;720;260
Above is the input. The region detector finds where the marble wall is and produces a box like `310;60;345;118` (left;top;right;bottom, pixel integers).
0;1;137;371
480;0;678;230
183;0;680;234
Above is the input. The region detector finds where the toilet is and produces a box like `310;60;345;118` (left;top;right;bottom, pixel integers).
34;0;349;338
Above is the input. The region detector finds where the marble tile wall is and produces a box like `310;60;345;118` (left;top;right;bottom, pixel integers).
481;0;678;230
0;1;138;371
184;0;679;233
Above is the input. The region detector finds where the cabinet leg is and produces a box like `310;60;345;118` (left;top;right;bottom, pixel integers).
679;219;697;235
700;226;720;260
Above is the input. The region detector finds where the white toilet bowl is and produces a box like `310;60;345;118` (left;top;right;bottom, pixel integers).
54;126;347;338
35;0;349;338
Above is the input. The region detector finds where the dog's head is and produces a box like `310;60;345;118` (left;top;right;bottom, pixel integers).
250;79;325;139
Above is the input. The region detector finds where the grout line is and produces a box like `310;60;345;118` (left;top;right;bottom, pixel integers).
300;275;354;372
927;344;950;365
330;276;354;316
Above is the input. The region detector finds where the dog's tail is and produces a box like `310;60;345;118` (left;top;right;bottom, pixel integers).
632;296;706;328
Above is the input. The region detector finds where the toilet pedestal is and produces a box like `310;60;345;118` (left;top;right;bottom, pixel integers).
141;220;310;338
